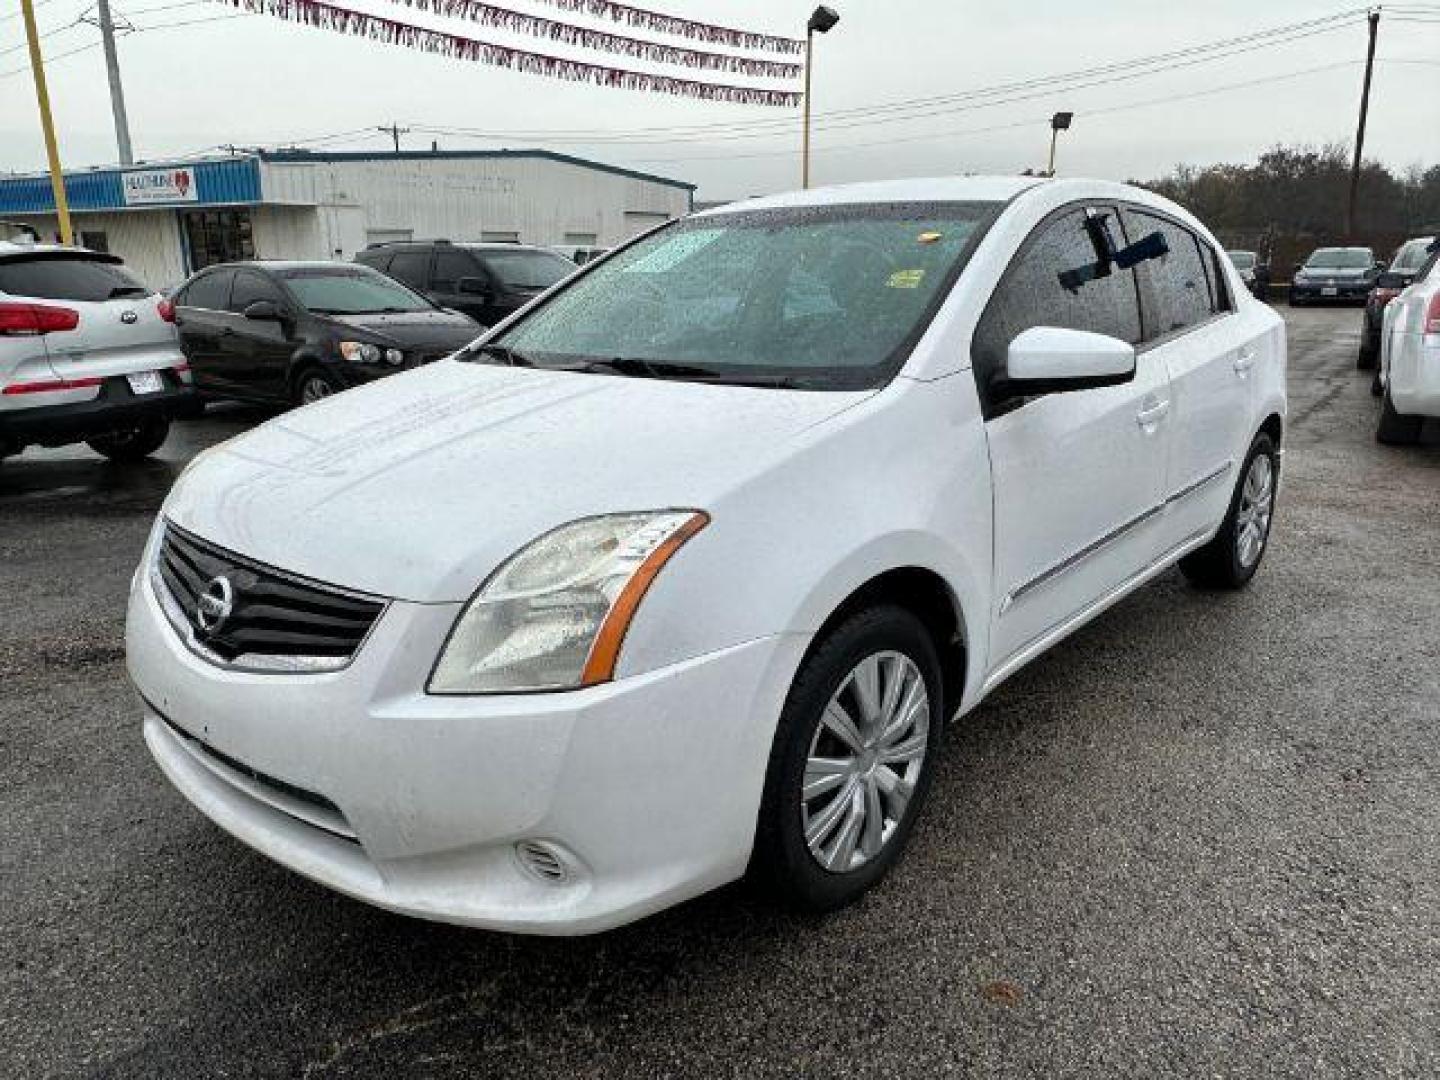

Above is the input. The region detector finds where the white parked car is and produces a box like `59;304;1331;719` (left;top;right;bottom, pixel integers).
126;177;1286;934
0;240;195;463
1375;241;1440;444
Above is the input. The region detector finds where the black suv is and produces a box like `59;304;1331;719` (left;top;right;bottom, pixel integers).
355;241;577;328
172;261;481;407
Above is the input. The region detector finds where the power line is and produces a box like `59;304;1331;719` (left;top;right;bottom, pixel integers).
0;10;246;76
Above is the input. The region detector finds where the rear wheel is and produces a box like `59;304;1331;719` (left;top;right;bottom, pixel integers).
86;418;169;463
752;605;943;912
1376;385;1423;445
1179;432;1278;590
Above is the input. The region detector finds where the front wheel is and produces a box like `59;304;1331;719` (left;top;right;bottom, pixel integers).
293;367;341;408
751;606;943;912
1179;432;1278;590
86;418;170;463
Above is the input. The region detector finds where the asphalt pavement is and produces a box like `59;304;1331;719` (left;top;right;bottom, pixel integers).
2;305;1437;1078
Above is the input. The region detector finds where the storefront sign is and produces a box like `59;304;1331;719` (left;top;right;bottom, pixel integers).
122;168;198;205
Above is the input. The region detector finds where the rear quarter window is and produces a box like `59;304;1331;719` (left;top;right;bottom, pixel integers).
0;255;147;301
1121;210;1219;337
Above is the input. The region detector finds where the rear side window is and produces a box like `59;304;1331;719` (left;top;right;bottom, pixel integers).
228;270;285;313
0;255;147;301
1123;209;1222;337
971;207;1143;400
179;270;232;311
387;251;431;290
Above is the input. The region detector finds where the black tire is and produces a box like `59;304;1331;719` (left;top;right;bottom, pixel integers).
1357;335;1378;370
751;605;944;912
1179;432;1278;591
292;366;341;408
1376;385;1422;446
85;418;169;463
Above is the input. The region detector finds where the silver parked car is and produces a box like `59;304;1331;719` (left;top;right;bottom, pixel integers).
0;240;196;464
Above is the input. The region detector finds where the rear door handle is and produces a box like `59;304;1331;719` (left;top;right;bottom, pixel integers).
1136;399;1170;427
1234;348;1257;374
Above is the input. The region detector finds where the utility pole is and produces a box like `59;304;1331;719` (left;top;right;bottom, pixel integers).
1346;9;1380;239
377;123;410;153
93;0;135;165
19;0;73;244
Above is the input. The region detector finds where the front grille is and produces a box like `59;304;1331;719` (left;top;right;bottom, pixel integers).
157;523;384;667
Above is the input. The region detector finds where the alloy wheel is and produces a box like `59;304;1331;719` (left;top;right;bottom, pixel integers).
801;650;930;873
300;376;334;405
1235;453;1275;568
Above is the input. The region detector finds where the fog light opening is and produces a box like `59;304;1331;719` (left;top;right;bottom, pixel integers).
514;840;572;885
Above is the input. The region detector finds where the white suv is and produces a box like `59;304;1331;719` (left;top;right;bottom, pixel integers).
127;177;1286;934
0;240;195;463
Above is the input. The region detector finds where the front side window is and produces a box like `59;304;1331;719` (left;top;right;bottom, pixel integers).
478;249;576;290
970;207;1143;397
278;267;434;315
490;202;1000;390
0;255;147;301
432;250;479;291
1123;209;1216;336
227;271;285;314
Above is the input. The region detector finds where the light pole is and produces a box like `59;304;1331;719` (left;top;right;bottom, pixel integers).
802;5;839;190
1046;111;1073;177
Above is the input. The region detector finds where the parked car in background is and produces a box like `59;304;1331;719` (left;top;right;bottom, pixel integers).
1375;242;1440;444
1288;246;1381;306
355;241;576;328
1359;235;1436;371
171;261;480;407
1226;250;1270;300
1;240;194;464
128;176;1285;934
548;244;609;267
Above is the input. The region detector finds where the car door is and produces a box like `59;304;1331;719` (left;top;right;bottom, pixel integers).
1121;207;1258;550
428;248;490;323
174;268;235;394
973;205;1173;672
223;269;296;401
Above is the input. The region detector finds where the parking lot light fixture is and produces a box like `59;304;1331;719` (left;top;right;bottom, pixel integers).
802;5;840;190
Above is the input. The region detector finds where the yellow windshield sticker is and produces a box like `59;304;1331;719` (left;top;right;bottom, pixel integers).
917;231;944;244
887;268;925;289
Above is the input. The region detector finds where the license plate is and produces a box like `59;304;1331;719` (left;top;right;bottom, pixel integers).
1321;287;1338;296
126;371;165;395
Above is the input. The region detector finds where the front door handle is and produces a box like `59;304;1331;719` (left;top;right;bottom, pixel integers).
1234;348;1257;375
1136;399;1170;427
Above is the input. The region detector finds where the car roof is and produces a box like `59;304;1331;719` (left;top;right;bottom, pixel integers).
693;175;1049;217
0;239;116;261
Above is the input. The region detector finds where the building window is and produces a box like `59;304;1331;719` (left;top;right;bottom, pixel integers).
562;232;597;245
79;230;109;253
480;230;520;243
366;228;413;246
182;209;255;271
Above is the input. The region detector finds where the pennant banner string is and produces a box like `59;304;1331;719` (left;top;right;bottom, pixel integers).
528;0;803;55
395;0;802;79
224;0;804;106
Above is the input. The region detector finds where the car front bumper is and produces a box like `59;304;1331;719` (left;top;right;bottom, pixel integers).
0;372;199;452
127;557;808;935
1290;281;1371;303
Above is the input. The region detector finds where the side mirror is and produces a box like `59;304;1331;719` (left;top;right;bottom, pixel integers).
243;299;283;322
1000;326;1136;396
456;276;490;297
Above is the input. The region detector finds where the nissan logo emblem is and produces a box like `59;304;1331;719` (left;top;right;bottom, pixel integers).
120;310;138;324
195;576;235;635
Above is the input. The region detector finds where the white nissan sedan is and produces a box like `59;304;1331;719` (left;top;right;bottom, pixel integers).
127;177;1286;934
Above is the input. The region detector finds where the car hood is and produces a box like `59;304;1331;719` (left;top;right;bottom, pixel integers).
163;361;872;602
323;310;480;352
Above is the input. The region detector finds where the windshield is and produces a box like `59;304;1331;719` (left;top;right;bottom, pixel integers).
279;267;433;314
1227;251;1256;269
1305;249;1372;269
488;202;999;390
482;249;577;289
1392;239;1435;273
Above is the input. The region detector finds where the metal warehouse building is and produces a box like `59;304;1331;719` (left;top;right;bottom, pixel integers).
0;149;695;290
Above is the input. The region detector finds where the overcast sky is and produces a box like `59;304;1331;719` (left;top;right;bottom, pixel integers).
1;0;1437;199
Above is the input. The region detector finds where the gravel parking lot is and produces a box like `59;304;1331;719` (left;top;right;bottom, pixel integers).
2;305;1437;1079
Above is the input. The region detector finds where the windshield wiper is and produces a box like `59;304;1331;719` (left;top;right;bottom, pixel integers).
586;357;805;388
107;285;149;299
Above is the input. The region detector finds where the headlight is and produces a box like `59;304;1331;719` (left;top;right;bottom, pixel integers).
428;511;709;694
338;341;383;363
